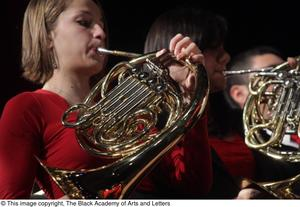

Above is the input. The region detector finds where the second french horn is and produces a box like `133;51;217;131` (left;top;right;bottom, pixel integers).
242;56;300;162
226;56;300;198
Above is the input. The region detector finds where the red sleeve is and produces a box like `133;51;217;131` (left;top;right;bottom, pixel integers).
0;93;42;198
157;113;212;196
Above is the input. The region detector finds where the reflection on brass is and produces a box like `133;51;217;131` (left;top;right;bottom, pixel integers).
39;49;209;198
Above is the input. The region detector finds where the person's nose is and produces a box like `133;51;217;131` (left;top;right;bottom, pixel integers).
92;23;106;41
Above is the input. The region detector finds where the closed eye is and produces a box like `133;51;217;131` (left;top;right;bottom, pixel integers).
77;19;92;28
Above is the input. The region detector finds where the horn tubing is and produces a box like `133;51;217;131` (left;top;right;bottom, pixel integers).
97;47;140;58
223;67;274;77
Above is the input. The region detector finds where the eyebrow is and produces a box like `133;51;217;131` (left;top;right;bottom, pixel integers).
78;10;92;16
76;10;103;21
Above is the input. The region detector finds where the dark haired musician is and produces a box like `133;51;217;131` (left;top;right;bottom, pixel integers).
134;7;232;198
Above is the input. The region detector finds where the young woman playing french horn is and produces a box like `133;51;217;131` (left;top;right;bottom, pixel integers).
0;0;210;199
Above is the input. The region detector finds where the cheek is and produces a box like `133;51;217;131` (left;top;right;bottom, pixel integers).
204;62;217;79
54;37;78;60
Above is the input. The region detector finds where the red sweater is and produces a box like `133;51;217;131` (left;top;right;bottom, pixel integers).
0;89;212;198
137;113;212;197
208;133;255;179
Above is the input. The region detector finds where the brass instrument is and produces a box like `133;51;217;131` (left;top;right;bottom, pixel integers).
40;48;209;198
243;57;300;161
243;174;300;199
225;56;300;198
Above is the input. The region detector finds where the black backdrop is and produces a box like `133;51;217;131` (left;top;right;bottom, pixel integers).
2;0;299;111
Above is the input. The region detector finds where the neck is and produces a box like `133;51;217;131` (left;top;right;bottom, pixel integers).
43;70;91;105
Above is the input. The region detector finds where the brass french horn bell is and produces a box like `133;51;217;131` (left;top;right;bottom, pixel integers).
40;48;209;198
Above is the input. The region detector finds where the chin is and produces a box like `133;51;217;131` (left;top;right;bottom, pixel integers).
88;61;104;72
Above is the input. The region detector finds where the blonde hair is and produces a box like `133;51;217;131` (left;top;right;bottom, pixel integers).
22;0;106;84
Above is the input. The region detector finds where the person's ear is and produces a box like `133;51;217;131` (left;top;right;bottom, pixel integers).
47;31;55;49
47;31;58;69
229;85;249;109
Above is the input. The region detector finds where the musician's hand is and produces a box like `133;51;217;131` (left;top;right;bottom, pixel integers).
287;57;298;68
169;33;204;62
156;34;204;102
169;33;204;91
236;188;261;199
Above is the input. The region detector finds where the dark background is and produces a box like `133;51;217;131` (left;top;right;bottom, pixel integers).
2;0;299;112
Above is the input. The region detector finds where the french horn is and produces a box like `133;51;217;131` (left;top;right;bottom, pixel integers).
242;56;300;161
225;56;300;198
40;48;209;198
